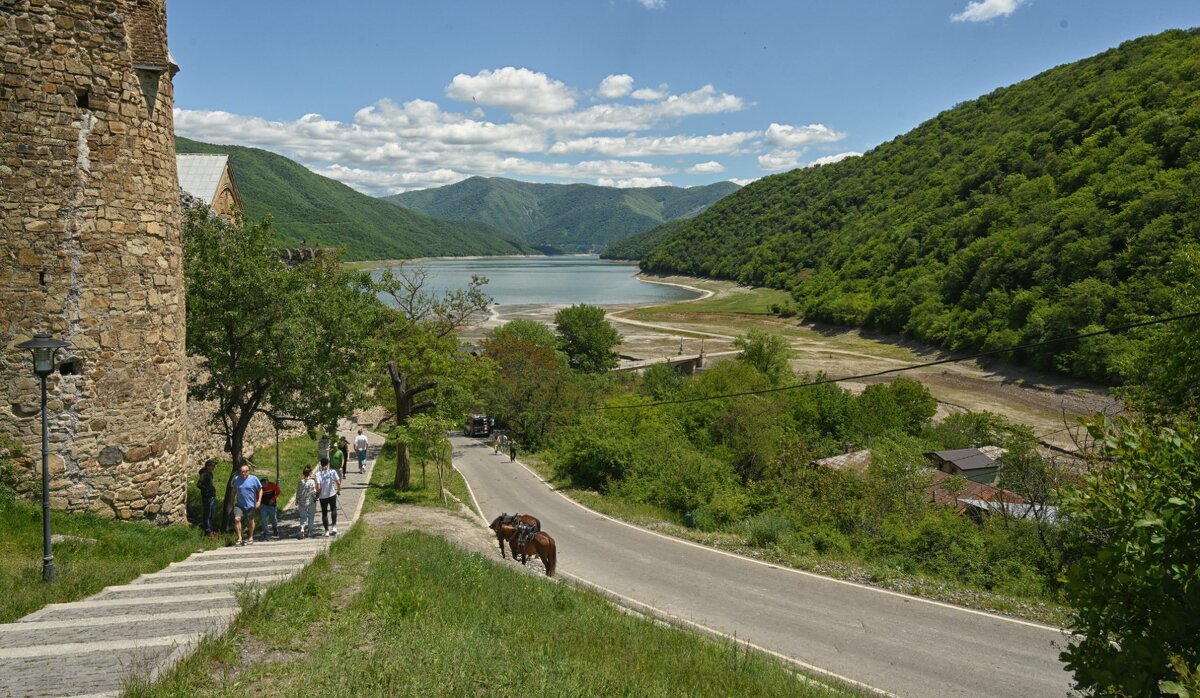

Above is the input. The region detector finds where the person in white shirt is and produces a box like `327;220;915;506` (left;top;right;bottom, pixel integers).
315;458;341;536
295;465;319;539
354;429;369;474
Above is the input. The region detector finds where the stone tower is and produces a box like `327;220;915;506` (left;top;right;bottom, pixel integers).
0;0;189;522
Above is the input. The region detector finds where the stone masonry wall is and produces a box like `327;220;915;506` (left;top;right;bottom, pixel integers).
0;1;189;522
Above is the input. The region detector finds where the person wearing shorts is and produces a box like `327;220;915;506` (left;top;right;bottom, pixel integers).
232;464;263;546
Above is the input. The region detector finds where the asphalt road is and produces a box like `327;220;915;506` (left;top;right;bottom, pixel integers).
453;435;1074;698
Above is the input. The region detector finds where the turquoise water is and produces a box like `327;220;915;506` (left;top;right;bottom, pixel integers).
373;255;698;306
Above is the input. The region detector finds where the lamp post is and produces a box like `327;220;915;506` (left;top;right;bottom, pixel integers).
16;333;69;582
255;408;303;484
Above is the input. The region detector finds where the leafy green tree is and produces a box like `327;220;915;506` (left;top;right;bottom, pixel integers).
488;318;559;352
1118;246;1200;418
554;304;621;373
373;264;494;489
732;329;792;385
184;208;377;519
484;331;591;447
1059;417;1200;696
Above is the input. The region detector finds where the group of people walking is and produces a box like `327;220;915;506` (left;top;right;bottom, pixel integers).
197;428;372;545
492;433;518;461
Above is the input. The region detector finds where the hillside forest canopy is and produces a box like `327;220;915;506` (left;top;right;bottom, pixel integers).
620;29;1200;384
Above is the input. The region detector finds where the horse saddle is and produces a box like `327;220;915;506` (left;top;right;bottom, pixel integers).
515;521;536;547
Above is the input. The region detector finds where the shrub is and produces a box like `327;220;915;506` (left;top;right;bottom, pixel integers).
745;511;792;546
1059;418;1200;696
810;527;851;555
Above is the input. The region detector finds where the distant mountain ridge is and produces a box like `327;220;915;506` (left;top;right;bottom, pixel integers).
175;137;536;260
624;28;1200;382
382;176;740;252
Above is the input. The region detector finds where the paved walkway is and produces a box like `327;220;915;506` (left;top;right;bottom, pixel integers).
0;424;384;698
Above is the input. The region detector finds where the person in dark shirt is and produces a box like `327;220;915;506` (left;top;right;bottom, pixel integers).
259;476;282;540
198;459;217;537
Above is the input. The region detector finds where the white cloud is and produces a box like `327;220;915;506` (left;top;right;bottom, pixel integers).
548;132;756;157
729;177;758;186
598;74;634;99
446;67;575;114
631;87;667;101
597;176;671;188
806;151;862;167
521;84;745;134
758;150;802;171
765;122;844;147
688;161;725;174
951;0;1024;22
311;165;469;195
637;0;665;9
174;68;846;198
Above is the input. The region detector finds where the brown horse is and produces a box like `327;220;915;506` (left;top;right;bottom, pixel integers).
488;513;540;560
505;529;557;577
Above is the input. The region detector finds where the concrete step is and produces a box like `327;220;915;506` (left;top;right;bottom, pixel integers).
0;634;202;697
169;553;314;568
95;575;290;600
0;613;230;649
145;564;304;580
23;593;239;622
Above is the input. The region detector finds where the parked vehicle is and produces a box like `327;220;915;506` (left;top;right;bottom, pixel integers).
466;414;491;437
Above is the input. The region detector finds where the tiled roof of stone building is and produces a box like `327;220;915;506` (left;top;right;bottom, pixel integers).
176;154;229;205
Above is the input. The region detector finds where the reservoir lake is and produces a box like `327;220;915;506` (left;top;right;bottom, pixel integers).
373;255;698;306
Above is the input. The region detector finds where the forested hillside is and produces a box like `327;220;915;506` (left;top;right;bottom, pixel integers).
175;138;536;260
636;29;1200;381
383;177;739;252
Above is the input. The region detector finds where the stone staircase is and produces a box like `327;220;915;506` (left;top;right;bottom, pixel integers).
0;427;382;698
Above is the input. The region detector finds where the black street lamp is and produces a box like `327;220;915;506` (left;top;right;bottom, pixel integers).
16;333;69;582
255;408;303;484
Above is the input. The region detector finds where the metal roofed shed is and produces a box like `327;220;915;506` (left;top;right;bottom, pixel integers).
924;446;1007;485
810;449;872;476
176;153;243;223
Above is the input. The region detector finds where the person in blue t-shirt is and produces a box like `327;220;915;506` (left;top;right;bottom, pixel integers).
232;464;263;546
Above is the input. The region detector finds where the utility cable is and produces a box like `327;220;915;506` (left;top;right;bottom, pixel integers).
597;309;1200;411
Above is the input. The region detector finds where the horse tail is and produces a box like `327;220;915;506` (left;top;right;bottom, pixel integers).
543;535;556;577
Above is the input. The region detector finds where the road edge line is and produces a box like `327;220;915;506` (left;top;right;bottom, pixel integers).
559;570;897;698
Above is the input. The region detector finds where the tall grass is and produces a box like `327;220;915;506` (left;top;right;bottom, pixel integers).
129;527;849;697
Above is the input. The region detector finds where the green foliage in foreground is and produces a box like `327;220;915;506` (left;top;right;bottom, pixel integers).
384;175;740;252
1059;418;1200;696
637;29;1200;382
130;528;844;697
176;137;535;260
0;457;220;622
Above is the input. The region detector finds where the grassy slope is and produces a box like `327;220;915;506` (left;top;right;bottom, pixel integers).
383;176;740;251
129;528;848;698
176;138;536;261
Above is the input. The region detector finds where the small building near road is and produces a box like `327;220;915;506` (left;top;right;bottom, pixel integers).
924;446;1006;485
177;153;243;223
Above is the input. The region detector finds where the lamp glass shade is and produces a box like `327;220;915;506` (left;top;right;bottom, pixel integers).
16;334;69;377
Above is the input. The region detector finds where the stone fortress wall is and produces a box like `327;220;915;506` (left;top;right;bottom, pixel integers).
0;0;190;521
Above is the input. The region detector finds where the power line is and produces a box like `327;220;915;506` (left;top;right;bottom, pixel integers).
597;309;1200;411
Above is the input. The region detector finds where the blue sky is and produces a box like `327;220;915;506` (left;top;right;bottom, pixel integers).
168;0;1200;195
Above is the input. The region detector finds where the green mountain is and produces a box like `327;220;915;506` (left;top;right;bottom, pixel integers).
635;28;1200;382
382;177;739;252
175;137;536;260
602;219;690;261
